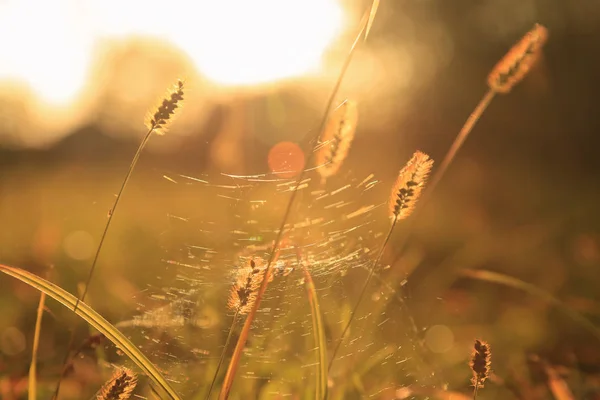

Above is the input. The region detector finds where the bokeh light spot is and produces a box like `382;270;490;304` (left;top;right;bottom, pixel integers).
424;324;454;353
63;230;95;260
268;141;305;178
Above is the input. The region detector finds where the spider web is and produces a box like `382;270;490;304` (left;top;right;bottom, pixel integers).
106;161;438;399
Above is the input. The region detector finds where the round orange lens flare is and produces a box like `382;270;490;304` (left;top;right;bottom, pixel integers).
268;141;305;178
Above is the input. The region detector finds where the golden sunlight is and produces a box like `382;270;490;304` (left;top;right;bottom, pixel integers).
0;0;94;104
0;0;344;106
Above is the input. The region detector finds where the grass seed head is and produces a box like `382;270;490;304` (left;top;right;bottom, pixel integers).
97;367;137;400
488;23;548;93
228;258;266;315
389;150;433;222
145;79;185;134
470;339;492;388
315;99;358;179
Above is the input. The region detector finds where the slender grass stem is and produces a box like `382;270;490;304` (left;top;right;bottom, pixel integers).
390;89;496;267
75;126;155;312
205;312;239;399
217;11;369;400
28;292;45;400
473;383;479;400
53;126;156;399
328;218;397;372
426;89;496;201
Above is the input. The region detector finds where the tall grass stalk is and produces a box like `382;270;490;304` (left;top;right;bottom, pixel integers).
217;8;372;399
51;80;184;399
75;79;184;311
390;23;548;268
328;151;433;371
28;292;45;400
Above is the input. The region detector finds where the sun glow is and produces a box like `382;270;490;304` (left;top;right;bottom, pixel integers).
0;0;344;105
0;0;94;105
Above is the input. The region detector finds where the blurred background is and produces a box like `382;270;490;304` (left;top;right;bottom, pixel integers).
1;0;600;399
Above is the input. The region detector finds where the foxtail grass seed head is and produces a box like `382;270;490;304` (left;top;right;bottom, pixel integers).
315;99;358;179
228;258;266;315
97;367;137;400
470;340;491;388
488;23;548;93
389;151;433;222
146;79;185;135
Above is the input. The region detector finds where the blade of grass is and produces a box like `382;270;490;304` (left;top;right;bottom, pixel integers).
460;269;600;343
28;292;45;400
302;264;328;399
0;264;181;400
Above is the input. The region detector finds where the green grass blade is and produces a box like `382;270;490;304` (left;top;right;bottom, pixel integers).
461;269;600;343
302;266;328;399
0;264;181;400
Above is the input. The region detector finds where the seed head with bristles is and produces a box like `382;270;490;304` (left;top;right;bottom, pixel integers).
145;79;185;135
97;367;137;400
228;258;266;315
470;339;492;388
315;99;358;180
389;151;433;222
488;23;548;93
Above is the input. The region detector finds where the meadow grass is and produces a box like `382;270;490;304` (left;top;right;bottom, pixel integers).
0;10;560;400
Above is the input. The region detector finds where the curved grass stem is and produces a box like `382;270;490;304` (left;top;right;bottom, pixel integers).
0;264;181;400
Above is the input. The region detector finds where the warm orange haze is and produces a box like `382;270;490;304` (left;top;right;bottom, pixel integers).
0;1;599;399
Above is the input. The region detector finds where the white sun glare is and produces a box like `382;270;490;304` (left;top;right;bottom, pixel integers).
0;0;94;105
0;0;344;106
